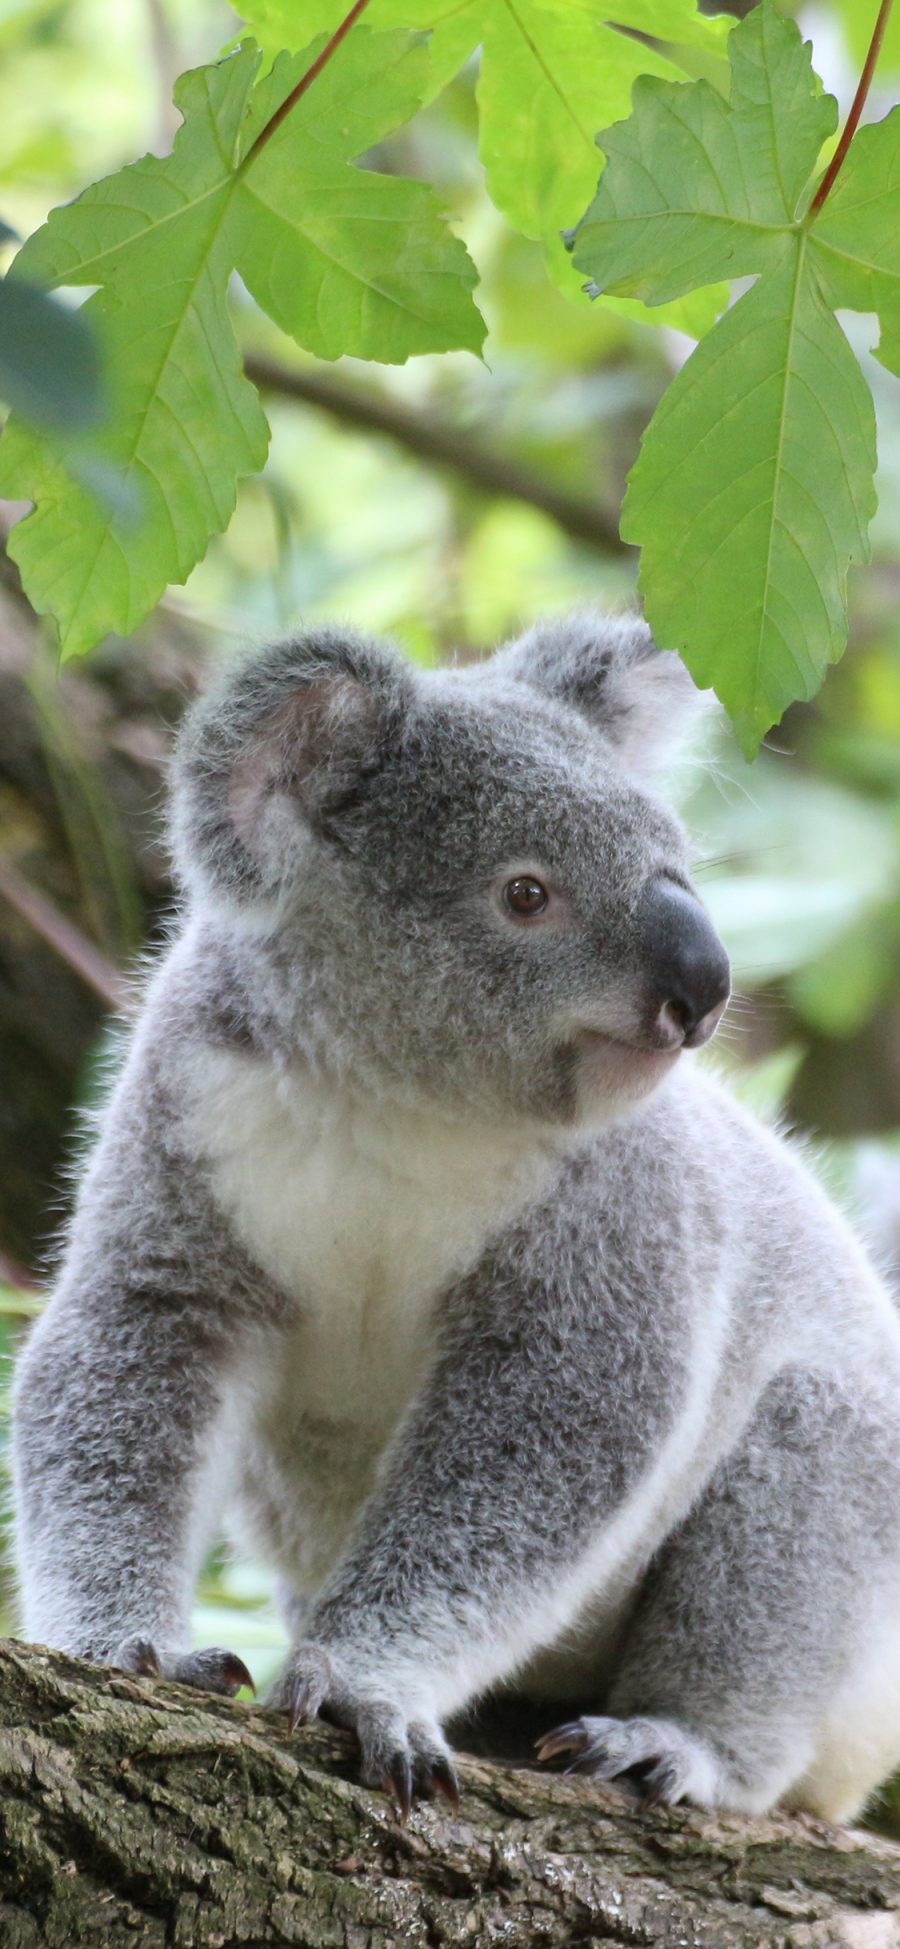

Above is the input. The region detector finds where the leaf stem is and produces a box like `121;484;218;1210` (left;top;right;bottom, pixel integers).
241;0;375;171
809;0;894;216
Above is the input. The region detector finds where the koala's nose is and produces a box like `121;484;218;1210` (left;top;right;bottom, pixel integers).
638;877;730;1049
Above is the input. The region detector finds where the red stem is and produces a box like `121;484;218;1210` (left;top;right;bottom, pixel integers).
809;0;895;216
242;0;375;170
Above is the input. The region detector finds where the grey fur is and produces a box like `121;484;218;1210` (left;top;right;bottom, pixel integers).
13;610;900;1821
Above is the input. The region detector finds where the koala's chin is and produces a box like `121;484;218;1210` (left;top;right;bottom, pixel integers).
571;1029;682;1126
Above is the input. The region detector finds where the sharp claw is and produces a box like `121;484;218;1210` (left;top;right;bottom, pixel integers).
384;1754;413;1824
221;1654;255;1697
287;1678;313;1733
642;1762;678;1810
429;1756;460;1810
126;1639;162;1678
535;1721;587;1765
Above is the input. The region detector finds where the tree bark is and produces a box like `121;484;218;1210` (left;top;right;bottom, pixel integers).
2;1644;900;1949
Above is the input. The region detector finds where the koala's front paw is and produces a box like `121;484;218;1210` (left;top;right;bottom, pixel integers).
274;1642;459;1820
114;1634;254;1698
536;1713;720;1809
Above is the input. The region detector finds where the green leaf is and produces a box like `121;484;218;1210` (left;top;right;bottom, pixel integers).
0;30;483;659
476;3;679;283
582;0;731;56
0;275;103;429
0;48;269;659
623;243;875;754
232;0;732;302
233;33;482;361
809;108;900;378
573;3;836;305
232;0;482;100
569;0;887;751
600;283;725;337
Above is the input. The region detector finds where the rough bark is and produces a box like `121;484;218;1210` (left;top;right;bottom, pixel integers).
2;1643;900;1949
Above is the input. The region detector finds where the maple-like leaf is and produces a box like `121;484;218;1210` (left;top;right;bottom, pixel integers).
571;1;884;753
233;0;731;326
0;30;483;659
233;31;481;360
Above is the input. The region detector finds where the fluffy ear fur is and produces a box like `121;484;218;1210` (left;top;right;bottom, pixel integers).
493;610;710;776
169;627;414;903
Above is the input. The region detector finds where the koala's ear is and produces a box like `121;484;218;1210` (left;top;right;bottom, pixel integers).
169;629;413;902
494;611;709;776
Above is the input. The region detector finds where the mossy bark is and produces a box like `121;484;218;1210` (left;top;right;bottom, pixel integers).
2;1643;900;1948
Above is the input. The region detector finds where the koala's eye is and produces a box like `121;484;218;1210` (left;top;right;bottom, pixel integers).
503;876;549;918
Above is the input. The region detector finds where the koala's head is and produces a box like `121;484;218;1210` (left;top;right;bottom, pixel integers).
170;613;729;1128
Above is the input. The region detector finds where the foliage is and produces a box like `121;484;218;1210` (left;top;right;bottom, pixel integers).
235;0;730;297
0;0;868;744
573;2;900;753
10;0;900;750
0;28;482;659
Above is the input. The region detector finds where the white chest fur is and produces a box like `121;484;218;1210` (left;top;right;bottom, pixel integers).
183;1047;557;1429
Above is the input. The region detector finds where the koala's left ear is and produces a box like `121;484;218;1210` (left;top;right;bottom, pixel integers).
494;611;710;776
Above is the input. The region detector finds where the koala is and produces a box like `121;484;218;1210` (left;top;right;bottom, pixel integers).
13;612;900;1825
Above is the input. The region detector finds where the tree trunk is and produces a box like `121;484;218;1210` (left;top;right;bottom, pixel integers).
2;1644;900;1948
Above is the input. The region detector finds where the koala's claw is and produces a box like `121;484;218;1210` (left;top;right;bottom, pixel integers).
276;1644;336;1731
536;1713;715;1808
276;1642;459;1817
429;1753;461;1809
383;1751;414;1823
115;1635;161;1678
534;1719;587;1765
113;1635;254;1697
287;1678;315;1732
378;1736;459;1821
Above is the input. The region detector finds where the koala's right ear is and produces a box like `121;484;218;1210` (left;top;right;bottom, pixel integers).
493;610;709;779
168;628;414;903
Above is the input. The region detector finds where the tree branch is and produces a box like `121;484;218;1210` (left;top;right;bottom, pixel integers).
0;859;125;1013
2;1640;900;1947
243;353;629;556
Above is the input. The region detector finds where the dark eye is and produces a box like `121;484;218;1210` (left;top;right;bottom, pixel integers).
503;876;549;918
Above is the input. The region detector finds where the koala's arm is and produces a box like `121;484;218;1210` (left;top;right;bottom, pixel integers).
281;1173;712;1788
13;1026;278;1676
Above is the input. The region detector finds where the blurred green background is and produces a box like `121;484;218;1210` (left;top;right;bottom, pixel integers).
2;0;900;1827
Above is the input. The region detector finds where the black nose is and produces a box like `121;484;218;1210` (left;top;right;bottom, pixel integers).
638;877;730;1049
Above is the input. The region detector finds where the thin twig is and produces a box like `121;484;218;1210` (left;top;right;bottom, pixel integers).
244;354;628;555
0;859;126;1012
241;0;375;173
809;0;895;216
